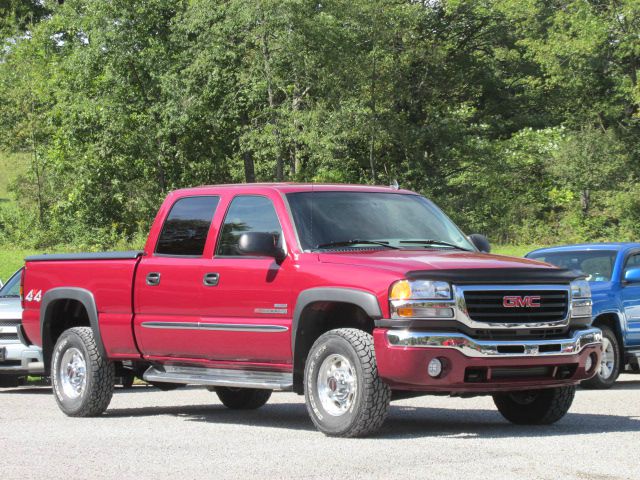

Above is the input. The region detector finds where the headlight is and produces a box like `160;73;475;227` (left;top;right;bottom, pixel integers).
571;279;591;299
389;280;451;300
389;280;454;319
570;279;592;318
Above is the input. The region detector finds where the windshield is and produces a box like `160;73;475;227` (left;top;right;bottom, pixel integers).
286;191;475;251
0;269;22;298
527;250;617;282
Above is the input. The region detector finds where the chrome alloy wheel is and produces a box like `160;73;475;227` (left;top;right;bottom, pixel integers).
599;336;615;380
317;354;357;416
59;347;87;399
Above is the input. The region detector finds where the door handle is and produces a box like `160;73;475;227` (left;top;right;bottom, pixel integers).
146;272;161;286
203;273;220;287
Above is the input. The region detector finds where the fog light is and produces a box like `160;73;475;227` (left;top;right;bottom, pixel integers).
585;354;593;373
585;353;598;373
428;358;443;378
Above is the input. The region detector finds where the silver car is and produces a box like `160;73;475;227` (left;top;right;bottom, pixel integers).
0;269;44;387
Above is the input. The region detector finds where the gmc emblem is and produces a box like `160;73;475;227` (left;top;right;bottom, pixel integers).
503;295;541;308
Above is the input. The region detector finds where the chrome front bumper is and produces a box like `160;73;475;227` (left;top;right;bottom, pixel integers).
386;327;602;358
0;342;45;375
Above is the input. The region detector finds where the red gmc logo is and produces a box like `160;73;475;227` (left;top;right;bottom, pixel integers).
503;295;541;308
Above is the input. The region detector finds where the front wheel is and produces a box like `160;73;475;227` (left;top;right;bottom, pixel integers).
493;385;576;425
51;327;115;416
304;328;391;437
581;325;620;389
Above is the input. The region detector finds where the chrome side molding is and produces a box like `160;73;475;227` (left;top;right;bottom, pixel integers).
143;365;294;391
140;321;288;333
386;328;602;358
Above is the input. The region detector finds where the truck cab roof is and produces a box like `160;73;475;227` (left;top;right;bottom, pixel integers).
170;183;418;196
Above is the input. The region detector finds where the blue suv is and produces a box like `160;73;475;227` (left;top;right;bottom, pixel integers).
526;243;640;388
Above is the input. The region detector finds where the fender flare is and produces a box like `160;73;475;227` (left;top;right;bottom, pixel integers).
40;288;106;365
592;309;627;344
291;287;383;355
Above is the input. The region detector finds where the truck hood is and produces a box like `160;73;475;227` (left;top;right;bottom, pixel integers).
0;297;22;321
317;249;552;274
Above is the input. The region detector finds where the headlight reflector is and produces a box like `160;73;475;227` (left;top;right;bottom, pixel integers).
570;279;592;318
571;280;591;299
389;280;451;300
389;280;453;319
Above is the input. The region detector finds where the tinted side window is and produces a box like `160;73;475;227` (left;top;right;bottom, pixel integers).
625;253;640;271
217;196;281;256
0;269;22;297
156;196;220;256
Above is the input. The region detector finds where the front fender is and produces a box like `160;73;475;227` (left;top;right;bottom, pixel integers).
291;287;383;355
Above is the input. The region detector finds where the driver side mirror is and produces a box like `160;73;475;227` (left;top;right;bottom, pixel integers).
468;234;491;253
624;267;640;284
238;232;286;263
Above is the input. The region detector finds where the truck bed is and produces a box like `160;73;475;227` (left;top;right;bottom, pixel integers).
22;251;143;358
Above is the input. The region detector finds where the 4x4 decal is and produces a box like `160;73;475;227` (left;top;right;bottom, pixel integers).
25;289;42;302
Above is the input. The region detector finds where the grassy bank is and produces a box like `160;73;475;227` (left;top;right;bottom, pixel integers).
0;244;544;283
0;248;41;281
0;151;29;204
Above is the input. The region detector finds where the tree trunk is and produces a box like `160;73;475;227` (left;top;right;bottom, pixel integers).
368;41;377;182
260;28;283;181
243;150;255;183
581;189;590;214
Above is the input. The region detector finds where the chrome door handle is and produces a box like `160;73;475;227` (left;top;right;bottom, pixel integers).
146;272;161;286
203;273;220;286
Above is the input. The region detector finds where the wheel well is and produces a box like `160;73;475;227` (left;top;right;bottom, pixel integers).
292;301;374;394
42;299;91;373
592;313;625;364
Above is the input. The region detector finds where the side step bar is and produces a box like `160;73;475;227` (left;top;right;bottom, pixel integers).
143;365;294;391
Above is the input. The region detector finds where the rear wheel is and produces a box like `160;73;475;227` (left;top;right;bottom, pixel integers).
212;387;272;409
304;328;391;437
581;325;620;389
120;371;135;389
148;381;184;391
51;327;114;416
0;375;24;388
493;385;576;425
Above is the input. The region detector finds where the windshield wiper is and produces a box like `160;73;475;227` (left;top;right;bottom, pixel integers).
398;239;471;251
316;239;399;250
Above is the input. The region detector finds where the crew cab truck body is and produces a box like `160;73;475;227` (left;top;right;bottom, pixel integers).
527;243;640;389
21;184;602;436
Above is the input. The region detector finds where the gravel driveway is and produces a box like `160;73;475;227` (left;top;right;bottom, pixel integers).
2;374;639;480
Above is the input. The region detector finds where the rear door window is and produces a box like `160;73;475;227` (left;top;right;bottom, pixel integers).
155;196;220;256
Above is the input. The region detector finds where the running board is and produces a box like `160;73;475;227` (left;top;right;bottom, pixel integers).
143;365;294;391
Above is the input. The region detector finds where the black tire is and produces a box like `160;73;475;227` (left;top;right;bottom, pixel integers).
51;327;114;416
581;325;620;389
148;381;184;391
304;328;391;437
0;375;23;388
214;387;272;409
493;385;576;425
120;371;135;389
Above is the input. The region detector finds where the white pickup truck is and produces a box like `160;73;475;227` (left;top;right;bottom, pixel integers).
0;269;44;387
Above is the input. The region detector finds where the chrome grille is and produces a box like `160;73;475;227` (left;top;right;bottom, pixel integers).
464;290;568;324
0;320;20;327
0;332;19;340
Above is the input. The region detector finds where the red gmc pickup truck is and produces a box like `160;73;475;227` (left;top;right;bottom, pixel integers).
20;184;602;437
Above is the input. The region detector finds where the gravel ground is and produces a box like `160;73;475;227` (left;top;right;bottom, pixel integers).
1;374;639;480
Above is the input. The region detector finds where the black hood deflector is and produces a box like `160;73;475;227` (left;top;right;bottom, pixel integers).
406;267;582;285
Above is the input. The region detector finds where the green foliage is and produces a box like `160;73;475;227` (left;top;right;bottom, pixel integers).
0;246;40;281
1;0;640;250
